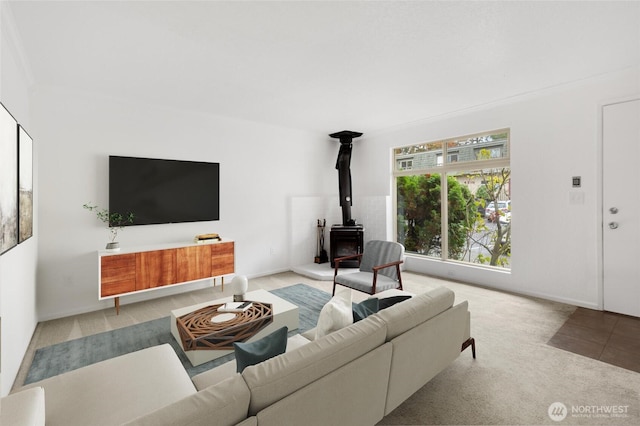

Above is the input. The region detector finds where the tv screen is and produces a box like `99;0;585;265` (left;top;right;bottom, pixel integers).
109;156;220;226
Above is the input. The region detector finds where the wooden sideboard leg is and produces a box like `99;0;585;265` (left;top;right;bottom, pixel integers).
461;337;476;359
213;277;225;292
114;297;120;315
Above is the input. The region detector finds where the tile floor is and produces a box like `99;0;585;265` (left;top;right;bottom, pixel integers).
548;307;640;373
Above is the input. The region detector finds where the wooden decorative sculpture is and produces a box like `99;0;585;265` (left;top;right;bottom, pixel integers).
176;302;273;350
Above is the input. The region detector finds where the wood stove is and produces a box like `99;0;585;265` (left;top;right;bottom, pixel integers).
330;225;364;268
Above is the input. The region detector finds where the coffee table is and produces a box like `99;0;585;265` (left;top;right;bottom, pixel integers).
170;289;299;366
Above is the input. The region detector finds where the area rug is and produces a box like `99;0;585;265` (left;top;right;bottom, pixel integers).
25;283;331;385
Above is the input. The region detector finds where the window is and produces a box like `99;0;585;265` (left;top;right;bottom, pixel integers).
394;129;511;269
398;159;413;170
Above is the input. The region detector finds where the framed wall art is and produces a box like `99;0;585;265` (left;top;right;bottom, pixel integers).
0;102;18;255
18;125;33;243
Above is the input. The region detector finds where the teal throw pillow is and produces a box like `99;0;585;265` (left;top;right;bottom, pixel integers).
352;298;379;322
234;326;288;373
378;295;411;310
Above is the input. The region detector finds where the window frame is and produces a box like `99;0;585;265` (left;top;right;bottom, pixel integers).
393;129;510;266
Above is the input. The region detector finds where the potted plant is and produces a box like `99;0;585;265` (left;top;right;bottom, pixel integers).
83;203;134;251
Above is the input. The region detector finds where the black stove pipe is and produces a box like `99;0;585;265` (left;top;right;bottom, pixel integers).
330;130;363;226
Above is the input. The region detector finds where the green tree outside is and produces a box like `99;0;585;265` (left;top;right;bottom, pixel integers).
397;165;511;267
397;174;476;259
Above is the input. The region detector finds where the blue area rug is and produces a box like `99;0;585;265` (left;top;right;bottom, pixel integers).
25;283;331;385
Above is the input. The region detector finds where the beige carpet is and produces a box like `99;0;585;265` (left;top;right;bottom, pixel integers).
14;271;640;425
378;278;640;425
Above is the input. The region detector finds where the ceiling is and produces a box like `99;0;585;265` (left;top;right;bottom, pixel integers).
6;1;640;134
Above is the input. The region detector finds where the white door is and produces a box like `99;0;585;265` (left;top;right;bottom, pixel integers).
603;99;640;317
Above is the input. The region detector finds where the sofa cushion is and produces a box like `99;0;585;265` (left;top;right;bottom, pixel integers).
0;386;45;426
192;334;311;390
334;271;401;293
242;315;387;416
123;374;250;426
234;326;288;373
254;343;393;426
374;286;455;340
315;288;353;339
23;344;196;426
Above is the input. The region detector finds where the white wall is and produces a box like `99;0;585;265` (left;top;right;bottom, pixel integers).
0;3;38;396
353;67;640;309
31;86;335;320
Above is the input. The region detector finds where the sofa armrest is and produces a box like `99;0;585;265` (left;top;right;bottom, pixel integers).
22;344;195;426
0;387;46;426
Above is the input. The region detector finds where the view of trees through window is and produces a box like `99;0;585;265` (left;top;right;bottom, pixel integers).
394;130;511;269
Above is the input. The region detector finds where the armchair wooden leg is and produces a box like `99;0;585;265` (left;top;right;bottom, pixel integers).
461;337;476;359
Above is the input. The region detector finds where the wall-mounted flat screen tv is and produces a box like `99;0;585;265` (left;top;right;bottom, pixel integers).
109;155;219;226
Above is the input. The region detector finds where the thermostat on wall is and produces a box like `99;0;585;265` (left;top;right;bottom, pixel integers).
572;176;581;188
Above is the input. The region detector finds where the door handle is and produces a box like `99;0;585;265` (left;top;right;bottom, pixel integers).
609;222;619;229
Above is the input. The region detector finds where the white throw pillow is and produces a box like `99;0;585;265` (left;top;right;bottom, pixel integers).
315;287;353;339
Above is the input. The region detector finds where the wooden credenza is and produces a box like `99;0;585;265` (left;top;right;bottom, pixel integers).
99;240;234;313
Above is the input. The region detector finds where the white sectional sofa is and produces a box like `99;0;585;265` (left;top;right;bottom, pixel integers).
1;286;474;426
